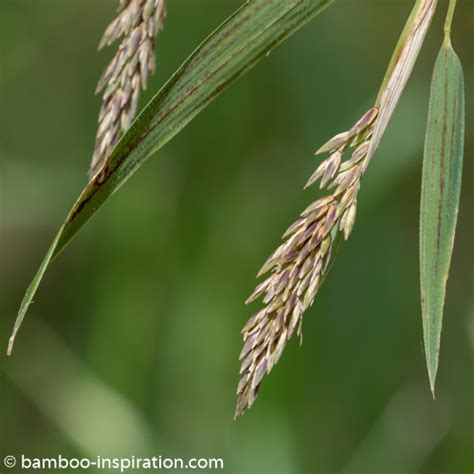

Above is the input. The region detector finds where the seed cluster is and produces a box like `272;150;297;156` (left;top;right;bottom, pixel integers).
90;0;166;181
235;107;378;418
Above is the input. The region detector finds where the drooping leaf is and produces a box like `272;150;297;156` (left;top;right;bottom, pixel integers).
7;0;334;354
420;37;465;395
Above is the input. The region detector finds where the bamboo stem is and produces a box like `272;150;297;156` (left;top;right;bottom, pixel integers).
364;0;438;168
376;0;433;100
444;0;458;41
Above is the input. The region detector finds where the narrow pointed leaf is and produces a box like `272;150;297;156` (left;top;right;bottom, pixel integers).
7;0;334;354
420;39;465;395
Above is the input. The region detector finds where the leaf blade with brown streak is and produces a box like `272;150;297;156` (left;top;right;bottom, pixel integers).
420;37;465;396
7;0;335;354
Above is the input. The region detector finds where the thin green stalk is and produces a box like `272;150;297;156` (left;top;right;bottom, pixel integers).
444;0;458;41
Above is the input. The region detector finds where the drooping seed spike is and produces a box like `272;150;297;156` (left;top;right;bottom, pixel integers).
90;0;167;182
236;107;378;418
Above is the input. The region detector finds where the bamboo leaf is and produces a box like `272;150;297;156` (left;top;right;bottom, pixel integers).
7;0;334;354
420;36;465;395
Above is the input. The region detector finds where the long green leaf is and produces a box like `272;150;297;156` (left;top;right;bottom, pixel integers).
420;33;465;395
7;0;334;354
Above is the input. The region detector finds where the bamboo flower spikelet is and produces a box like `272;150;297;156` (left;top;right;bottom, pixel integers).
235;107;378;418
235;0;438;419
90;0;166;180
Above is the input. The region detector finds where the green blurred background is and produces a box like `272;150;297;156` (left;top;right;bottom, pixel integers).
1;1;473;473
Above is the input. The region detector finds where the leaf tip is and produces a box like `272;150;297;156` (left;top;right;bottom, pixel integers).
7;301;31;356
429;378;437;400
6;332;17;357
426;357;438;400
